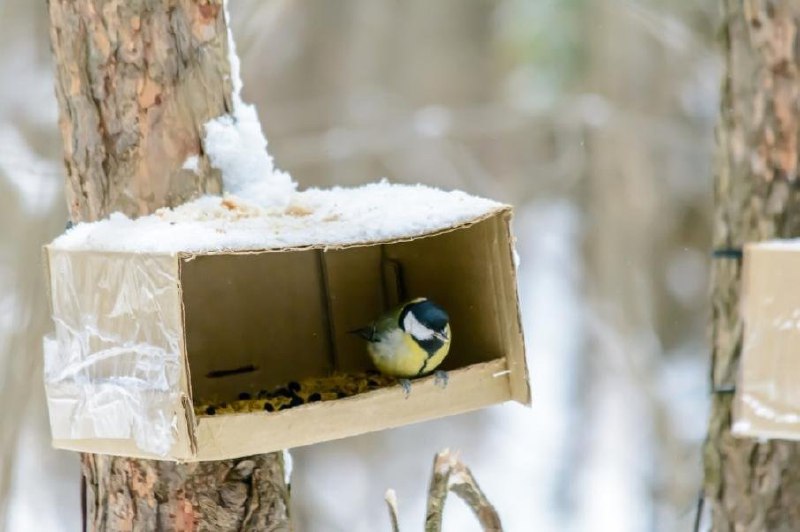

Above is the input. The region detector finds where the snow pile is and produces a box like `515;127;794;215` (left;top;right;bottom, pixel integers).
50;182;507;254
197;1;296;209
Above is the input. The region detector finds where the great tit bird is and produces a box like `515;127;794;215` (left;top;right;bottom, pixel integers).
351;297;451;394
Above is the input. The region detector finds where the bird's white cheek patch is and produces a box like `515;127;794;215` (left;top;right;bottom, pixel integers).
403;312;435;341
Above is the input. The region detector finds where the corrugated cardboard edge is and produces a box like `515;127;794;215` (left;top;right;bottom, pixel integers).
500;211;531;405
42;246;54;315
732;243;752;436
176;255;199;456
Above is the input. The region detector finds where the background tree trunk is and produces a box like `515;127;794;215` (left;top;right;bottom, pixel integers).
705;1;800;530
46;1;290;529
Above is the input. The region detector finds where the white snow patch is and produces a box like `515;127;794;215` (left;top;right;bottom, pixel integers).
0;124;61;215
731;420;751;434
200;0;296;209
181;155;199;173
283;449;293;485
751;239;800;250
49;182;505;254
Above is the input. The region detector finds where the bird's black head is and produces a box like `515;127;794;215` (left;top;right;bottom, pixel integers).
399;298;450;350
404;299;448;331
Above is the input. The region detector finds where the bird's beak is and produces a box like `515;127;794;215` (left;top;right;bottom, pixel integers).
433;331;449;342
349;326;375;342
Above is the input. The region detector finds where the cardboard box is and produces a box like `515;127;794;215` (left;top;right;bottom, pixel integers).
44;202;529;460
733;242;800;440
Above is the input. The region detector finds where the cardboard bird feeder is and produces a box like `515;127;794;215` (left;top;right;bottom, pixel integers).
733;241;800;441
43;184;529;461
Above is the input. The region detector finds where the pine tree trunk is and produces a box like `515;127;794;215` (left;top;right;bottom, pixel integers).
706;1;800;530
46;1;290;529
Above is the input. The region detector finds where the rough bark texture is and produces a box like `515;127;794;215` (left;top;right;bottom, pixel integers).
82;454;290;532
424;450;452;532
46;1;290;530
48;0;227;222
705;1;800;530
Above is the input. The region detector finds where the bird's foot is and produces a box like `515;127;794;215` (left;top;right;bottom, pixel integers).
399;379;412;398
434;370;449;389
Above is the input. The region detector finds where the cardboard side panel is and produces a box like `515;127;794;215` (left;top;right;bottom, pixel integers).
180;251;331;403
45;249;189;457
192;359;512;461
733;245;800;439
381;215;519;370
320;246;386;373
496;214;531;404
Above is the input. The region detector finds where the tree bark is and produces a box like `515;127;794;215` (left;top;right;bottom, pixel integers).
48;0;226;222
46;1;290;529
705;1;800;530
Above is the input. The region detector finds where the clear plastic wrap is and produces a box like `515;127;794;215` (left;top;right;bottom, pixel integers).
44;249;185;456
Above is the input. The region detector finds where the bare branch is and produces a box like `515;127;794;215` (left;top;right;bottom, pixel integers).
385;489;400;532
421;449;503;532
449;461;503;532
424;449;455;532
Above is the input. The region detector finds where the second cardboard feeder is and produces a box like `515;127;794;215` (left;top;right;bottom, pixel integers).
734;241;800;440
43;184;529;460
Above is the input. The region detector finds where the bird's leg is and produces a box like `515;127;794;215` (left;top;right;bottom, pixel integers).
434;370;449;389
399;379;412;398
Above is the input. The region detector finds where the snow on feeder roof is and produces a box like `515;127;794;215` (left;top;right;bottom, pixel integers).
52;182;507;254
43;183;529;461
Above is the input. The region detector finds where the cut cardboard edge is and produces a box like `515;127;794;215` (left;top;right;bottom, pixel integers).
175;256;198;454
731;244;752;428
498;212;530;406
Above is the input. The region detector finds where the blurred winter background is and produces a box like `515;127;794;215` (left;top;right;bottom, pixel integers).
0;1;718;531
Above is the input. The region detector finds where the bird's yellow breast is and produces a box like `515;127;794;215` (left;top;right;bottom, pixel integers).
367;329;451;378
